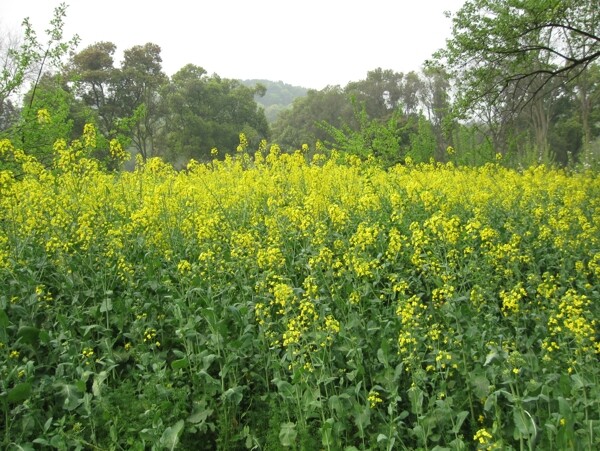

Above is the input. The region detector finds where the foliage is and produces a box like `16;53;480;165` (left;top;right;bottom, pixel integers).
1;122;599;449
319;100;413;166
160;64;269;164
438;0;600;112
271;85;353;150
0;3;79;113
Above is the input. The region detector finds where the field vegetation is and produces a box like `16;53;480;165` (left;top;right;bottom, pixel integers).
1;128;599;449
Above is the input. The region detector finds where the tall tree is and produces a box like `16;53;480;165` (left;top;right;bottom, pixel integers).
271;86;352;150
69;41;119;135
162;64;269;161
0;2;78;140
117;43;168;160
419;66;453;158
438;0;600;112
345;68;404;119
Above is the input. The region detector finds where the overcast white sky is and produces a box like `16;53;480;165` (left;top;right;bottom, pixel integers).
1;0;465;89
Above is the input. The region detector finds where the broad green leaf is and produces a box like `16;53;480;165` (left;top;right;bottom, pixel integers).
273;378;295;398
408;386;424;414
513;408;536;438
279;422;297;447
187;407;213;425
484;350;499;366
377;348;388;365
7;383;32;403
354;406;371;430
17;326;40;346
100;298;112;313
57;383;83;411
470;374;490;399
451;411;469;434
321;418;334;447
222;386;244;405
12;444;36;451
160;419;184;451
171;358;189;370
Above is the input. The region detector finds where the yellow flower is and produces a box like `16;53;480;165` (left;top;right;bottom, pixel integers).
83;123;97;148
144;328;157;343
37;108;51;124
473;428;493;444
236;133;248;152
177;259;192;274
368;390;383;408
109;139;129;162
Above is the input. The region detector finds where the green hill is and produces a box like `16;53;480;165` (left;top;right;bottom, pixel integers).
241;79;308;123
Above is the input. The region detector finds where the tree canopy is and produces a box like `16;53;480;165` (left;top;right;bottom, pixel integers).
438;0;600;111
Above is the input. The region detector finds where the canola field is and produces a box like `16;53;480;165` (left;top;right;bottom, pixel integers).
1;133;599;449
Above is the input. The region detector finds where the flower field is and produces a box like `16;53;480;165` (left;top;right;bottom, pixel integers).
1;134;599;450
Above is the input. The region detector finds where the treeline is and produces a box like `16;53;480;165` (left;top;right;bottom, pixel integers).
1;1;599;169
271;63;600;167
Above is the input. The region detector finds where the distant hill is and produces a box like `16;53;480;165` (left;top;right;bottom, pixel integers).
241;79;308;123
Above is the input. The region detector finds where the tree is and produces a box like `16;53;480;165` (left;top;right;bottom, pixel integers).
438;0;600;112
70;42;170;160
69;41;119;135
271;86;352;150
420;66;453;158
0;29;22;131
116;43;169;160
0;2;79;139
345;68;404;119
162;64;269;162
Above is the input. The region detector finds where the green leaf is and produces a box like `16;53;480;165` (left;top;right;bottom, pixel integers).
273;378;295;398
279;422;297;447
451;411;469;434
11;444;36;451
171;358;189;370
160;419;184;450
513;408;536;438
354;406;371;430
0;309;9;329
321;418;334;447
222;386;244;405
187;407;213;425
377;348;388;365
470;374;490;399
100;298;113;313
57;383;83;411
92;371;109;398
7;382;32;403
17;326;40;346
408;386;424;414
484;350;499;366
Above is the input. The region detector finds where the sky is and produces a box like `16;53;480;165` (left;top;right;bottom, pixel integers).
1;0;465;90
